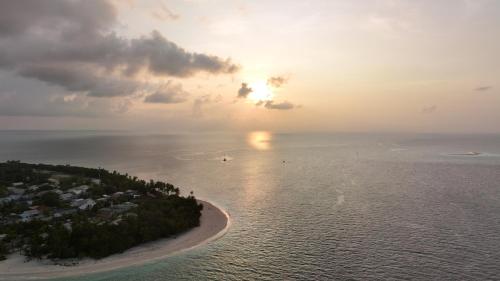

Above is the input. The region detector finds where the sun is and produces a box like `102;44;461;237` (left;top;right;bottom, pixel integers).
248;80;273;102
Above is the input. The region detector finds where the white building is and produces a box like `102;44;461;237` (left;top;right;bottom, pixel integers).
68;185;90;195
112;191;124;198
60;193;75;201
79;199;96;210
20;209;40;222
71;198;96;210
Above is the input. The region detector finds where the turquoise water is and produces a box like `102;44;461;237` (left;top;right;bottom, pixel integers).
1;131;500;280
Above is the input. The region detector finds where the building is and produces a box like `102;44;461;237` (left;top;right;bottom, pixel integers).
1;194;22;204
97;202;138;218
36;189;62;197
112;191;124;198
19;209;40;222
71;198;96;210
112;202;138;213
79;199;96;210
60;193;75;201
53;209;78;218
7;187;25;195
68;185;90;195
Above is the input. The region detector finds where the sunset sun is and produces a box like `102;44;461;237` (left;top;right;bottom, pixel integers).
248;80;273;102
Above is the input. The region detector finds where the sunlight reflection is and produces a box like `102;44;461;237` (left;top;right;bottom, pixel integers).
247;131;272;151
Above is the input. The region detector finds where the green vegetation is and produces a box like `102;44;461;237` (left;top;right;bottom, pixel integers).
0;161;50;186
35;192;63;208
0;161;202;261
0;186;7;197
0;241;7;261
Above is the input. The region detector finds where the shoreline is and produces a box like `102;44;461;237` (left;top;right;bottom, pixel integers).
0;200;229;280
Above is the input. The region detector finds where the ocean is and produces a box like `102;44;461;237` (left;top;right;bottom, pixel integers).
1;131;500;280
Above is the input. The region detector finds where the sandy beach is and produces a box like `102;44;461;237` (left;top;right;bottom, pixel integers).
0;200;229;280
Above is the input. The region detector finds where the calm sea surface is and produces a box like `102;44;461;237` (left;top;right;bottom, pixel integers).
1;131;500;281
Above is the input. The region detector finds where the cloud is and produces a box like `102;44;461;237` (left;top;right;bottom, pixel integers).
144;82;189;104
0;85;131;118
421;105;437;114
192;94;222;118
237;78;298;110
193;95;211;118
0;0;238;101
475;86;492;92
237;83;253;98
267;76;288;88
152;2;180;21
264;100;296;110
18;64;140;97
0;0;116;38
130;31;239;77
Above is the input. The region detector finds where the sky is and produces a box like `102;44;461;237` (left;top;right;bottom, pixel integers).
0;0;499;133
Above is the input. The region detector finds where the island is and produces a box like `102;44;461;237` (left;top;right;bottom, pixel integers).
0;161;228;280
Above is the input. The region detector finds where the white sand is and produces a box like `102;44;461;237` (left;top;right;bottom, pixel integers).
0;200;229;280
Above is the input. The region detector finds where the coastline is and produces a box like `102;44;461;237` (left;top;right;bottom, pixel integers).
0;200;229;280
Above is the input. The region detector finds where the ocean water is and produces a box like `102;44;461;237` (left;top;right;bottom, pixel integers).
1;131;500;281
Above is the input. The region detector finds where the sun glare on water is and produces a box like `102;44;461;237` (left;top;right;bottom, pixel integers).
248;131;272;151
248;81;273;102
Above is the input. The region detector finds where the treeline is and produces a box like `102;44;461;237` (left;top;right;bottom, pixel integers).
19;196;202;259
0;241;7;260
0;161;203;260
4;161;181;196
0;161;51;186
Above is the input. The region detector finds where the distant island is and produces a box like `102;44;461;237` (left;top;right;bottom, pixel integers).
0;161;204;262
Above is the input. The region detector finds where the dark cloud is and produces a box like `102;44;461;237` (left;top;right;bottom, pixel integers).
475;86;492;92
237;83;253;98
0;0;116;38
131;31;239;77
18;64;140;97
264;100;296;110
267;76;288;88
421;105;437;114
144;82;188;104
0;0;239;100
0;72;130;117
